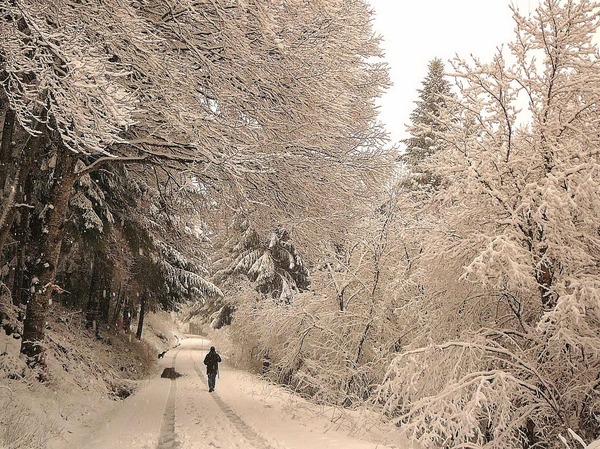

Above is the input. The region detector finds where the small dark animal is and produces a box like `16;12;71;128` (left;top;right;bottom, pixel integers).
158;350;167;359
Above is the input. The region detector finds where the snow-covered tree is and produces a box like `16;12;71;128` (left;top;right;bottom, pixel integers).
379;1;600;447
65;163;222;336
402;58;453;186
224;187;409;406
0;0;390;368
213;218;309;304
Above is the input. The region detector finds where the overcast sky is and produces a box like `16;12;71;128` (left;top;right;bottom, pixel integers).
368;0;540;145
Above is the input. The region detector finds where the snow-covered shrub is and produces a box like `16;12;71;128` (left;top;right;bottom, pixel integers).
228;287;397;406
0;392;60;449
378;327;600;448
377;331;579;448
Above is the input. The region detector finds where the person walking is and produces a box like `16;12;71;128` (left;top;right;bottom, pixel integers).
203;346;222;392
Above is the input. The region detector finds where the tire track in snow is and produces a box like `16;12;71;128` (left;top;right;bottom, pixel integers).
190;348;280;449
157;348;181;449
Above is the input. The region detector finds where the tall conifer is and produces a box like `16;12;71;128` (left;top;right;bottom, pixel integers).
402;58;452;184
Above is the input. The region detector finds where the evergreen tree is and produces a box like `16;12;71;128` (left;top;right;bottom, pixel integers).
402;58;453;185
213;217;309;305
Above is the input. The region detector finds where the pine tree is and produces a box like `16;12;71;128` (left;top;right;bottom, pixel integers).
402;58;453;185
213;218;309;305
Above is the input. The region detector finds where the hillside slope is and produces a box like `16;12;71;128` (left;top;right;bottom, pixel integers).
0;298;181;449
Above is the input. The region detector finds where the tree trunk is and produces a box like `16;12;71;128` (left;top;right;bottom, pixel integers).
537;261;557;311
123;298;132;333
21;148;77;369
0;183;18;260
0;129;45;259
99;285;111;324
98;261;112;323
12;171;34;306
136;291;146;340
0;108;15;190
85;254;100;333
111;284;124;327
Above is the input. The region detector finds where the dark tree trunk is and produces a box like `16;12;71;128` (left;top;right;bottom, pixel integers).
0;129;45;259
537;261;557;311
12;169;34;306
98;261;113;323
122;298;132;333
136;291;146;340
0;196;18;258
85;254;100;333
0;108;15;189
524;418;538;448
86;252;112;333
98;283;111;323
21;148;77;369
111;284;124;327
12;218;30;306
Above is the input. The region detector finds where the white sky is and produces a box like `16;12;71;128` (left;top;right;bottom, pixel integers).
368;0;540;145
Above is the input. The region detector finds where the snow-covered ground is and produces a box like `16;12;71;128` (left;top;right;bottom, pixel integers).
49;336;410;449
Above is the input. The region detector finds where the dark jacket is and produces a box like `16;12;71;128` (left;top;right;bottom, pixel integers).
203;350;221;375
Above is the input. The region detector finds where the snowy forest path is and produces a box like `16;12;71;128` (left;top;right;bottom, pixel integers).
50;336;401;449
188;343;280;449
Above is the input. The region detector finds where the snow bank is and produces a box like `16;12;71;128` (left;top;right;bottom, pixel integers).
0;304;182;449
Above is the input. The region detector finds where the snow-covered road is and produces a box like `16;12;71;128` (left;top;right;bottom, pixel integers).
52;336;405;449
